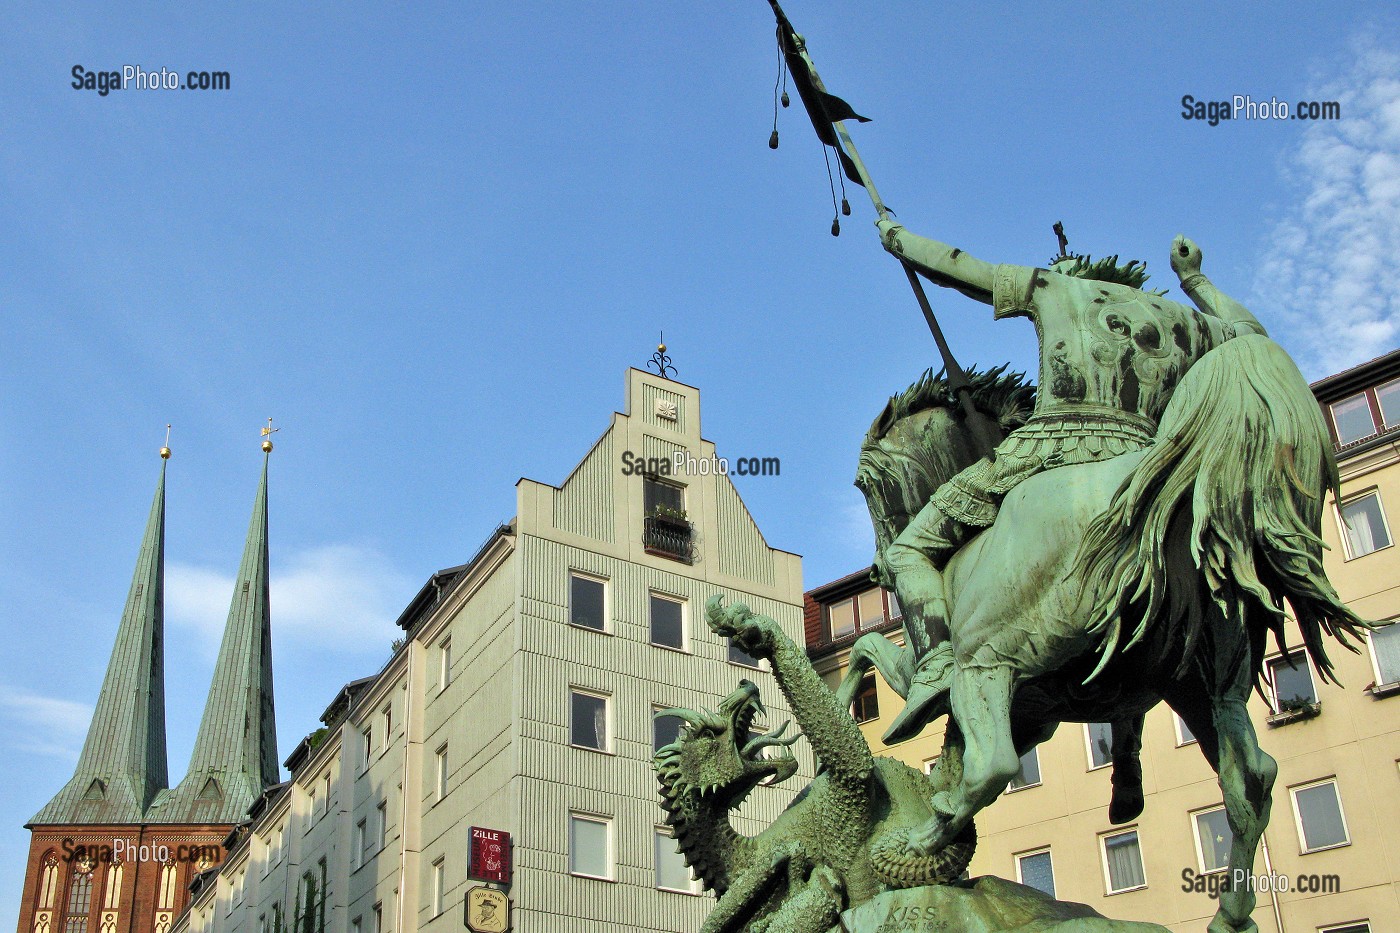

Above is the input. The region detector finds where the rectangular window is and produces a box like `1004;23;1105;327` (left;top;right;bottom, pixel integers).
362;726;373;767
1016;849;1055;898
1101;829;1146;893
923;757;939;776
1319;924;1371;933
1086;722;1113;769
570;689;609;751
1174;714;1197;746
729;639;762;668
1331;393;1376;445
431;859;444;916
381;704;393;750
351;918;361;933
1291;779;1350;852
827;597;856;641
857;589;884;631
1378;379;1400;427
649;593;686;650
568;813;612;879
654;709;684;752
1007;748;1041;791
355;819;367;868
643;477;685;517
439;637;452;690
259;914;267;933
307;787;317;827
1340;491;1392;558
1370;621;1400;686
569;572;607;631
1268;651;1318;713
378;801;388;849
322;773;331;813
272;825;284;864
435;744;449;801
851;672;879;723
1193;807;1234;873
886;591;902;620
654;827;695;893
372;903;382;933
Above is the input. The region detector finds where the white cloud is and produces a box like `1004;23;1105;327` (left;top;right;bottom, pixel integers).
167;544;416;649
1253;42;1400;377
0;686;92;759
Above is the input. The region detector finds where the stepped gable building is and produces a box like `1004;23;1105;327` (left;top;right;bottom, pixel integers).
805;351;1400;933
17;445;281;933
168;368;807;933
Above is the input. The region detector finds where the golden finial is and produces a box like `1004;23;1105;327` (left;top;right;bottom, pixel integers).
647;332;678;380
260;417;279;453
160;424;172;460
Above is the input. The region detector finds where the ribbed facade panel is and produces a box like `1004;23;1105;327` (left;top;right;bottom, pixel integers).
714;477;776;585
641;384;687;434
552;433;616;543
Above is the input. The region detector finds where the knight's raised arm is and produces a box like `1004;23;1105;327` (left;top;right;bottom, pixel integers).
1170;235;1267;337
876;219;996;305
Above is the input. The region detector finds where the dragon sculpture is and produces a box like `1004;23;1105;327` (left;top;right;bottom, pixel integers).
655;596;975;933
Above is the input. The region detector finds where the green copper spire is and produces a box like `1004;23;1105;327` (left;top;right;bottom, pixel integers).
154;450;278;823
31;456;171;825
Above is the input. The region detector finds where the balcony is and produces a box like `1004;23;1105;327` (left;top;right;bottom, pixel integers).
644;511;693;563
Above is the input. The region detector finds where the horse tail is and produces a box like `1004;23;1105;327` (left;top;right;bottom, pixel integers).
1075;333;1370;687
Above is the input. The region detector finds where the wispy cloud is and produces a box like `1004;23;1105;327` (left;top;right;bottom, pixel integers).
167;544;416;650
0;686;92;759
1253;41;1400;377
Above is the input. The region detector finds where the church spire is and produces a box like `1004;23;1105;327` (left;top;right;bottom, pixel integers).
156;438;278;823
31;449;171;824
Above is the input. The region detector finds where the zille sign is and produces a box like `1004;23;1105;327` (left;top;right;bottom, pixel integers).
468;826;511;883
464;886;509;933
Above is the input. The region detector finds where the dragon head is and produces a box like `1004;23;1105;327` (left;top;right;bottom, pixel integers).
655;680;800;809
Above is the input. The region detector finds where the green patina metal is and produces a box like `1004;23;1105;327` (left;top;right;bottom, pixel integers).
31;460;171;825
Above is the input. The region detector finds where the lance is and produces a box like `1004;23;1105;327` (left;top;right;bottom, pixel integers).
767;0;999;460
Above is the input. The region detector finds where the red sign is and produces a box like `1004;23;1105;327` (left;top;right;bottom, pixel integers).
468;826;511;883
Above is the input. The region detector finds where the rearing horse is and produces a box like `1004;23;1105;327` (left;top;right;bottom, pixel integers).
838;336;1369;933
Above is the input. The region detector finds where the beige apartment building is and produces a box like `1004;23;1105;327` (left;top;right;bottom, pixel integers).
806;350;1400;933
167;367;809;933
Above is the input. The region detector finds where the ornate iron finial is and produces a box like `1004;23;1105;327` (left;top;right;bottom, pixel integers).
260;417;279;453
1051;221;1071;264
648;333;678;380
160;424;172;460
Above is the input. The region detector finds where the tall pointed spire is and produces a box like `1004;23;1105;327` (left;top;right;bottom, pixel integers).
31;450;171;824
154;437;278;823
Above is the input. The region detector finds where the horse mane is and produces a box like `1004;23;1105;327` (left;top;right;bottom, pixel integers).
856;367;1036;544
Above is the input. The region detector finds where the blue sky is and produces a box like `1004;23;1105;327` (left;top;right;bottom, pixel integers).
4;2;1400;925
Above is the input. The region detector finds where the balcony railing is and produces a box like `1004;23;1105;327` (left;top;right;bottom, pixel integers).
644;513;693;563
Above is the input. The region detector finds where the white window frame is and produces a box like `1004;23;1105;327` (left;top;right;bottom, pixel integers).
1084;722;1113;770
354;819;367;869
1267;649;1319;714
1014;847;1055;897
378;800;389;850
431;858;445;916
850;671;879;724
350;917;361;933
1190;805;1233;874
922;757;939;776
1318;922;1371;933
381;703;393;751
568;570;610;633
1099;828;1147;895
1006;747;1042;793
1367;619;1400;688
361;726;373;769
321;772;331;814
653;705;683;753
1173;714;1198;747
435;743;449;802
372;903;382;933
569;688;612;753
438;636;452;691
648;591;688;652
1289;778;1351;854
1330;392;1377;445
653;826;698;894
1336;489;1392;560
568;812;613;881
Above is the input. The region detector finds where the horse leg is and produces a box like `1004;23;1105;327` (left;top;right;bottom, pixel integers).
1209;670;1276;933
1108;712;1146;824
833;633;916;711
907;665;1019;854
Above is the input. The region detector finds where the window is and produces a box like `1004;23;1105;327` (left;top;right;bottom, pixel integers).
355;820;367;868
827;597;856;641
1331;393;1376;445
1291;779;1349;852
1370;621;1400;686
1007;748;1041;791
362;726;373;767
372;903;382;933
1319;924;1371;933
381;703;393;750
1085;722;1113;769
643;477;685;517
1340;492;1391;558
1015;849;1055;897
654;827;695;893
1378;379;1400;426
653;710;684;752
307;787;317;826
439;637;452;690
1100;829;1146;893
64;872;92;933
259;914;267;933
431;859;445;916
1268;651;1318;713
322;773;331;813
1193;806;1234;873
351;918;361;933
435;744;449;801
827;589;898;642
650;593;686;650
570;689;609;751
851;672;879;723
922;757;939;776
568;813;612;879
378;801;388;849
857;589;884;631
729;638;762;668
271;824;284;865
642;478;691;560
569;572;607;631
887;592;902;620
1174;714;1197;746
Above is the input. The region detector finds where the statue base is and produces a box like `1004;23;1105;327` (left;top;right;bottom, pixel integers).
830;877;1170;933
